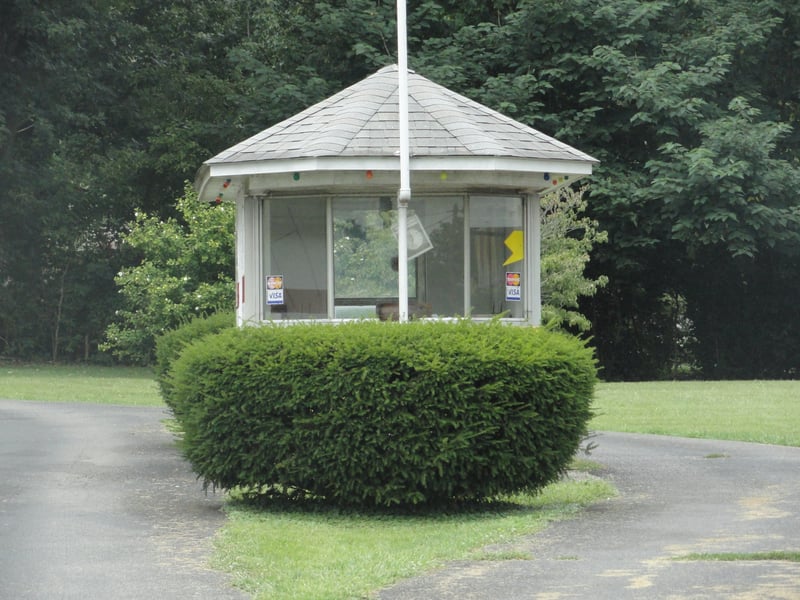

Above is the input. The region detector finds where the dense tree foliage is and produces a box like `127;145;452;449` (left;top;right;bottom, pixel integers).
102;186;234;364
2;0;798;378
0;0;239;359
541;186;608;332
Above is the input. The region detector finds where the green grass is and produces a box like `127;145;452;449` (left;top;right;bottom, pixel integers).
0;364;163;406
213;479;617;600
591;380;800;446
569;457;606;473
673;551;800;562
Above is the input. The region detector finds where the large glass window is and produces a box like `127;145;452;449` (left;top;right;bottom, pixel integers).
410;196;465;318
333;196;410;318
469;196;525;318
261;193;525;321
332;195;466;319
263;197;327;320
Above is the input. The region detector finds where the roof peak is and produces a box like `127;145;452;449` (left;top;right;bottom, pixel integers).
376;63;414;74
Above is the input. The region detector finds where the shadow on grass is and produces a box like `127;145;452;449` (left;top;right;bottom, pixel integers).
225;473;614;521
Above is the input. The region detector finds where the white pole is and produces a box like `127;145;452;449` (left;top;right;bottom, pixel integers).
396;0;410;322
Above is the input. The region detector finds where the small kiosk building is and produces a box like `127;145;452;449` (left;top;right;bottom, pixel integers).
195;65;597;326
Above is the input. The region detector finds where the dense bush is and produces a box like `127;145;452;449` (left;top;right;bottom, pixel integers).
102;188;235;365
170;320;597;507
154;311;235;411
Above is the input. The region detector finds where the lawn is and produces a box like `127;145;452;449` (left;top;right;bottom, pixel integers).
4;366;795;446
0;364;163;406
591;380;800;446
214;479;616;600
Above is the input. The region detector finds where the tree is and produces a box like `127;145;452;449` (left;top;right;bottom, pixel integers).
0;0;244;360
541;186;608;331
102;186;234;364
0;0;130;359
439;0;800;378
575;1;800;378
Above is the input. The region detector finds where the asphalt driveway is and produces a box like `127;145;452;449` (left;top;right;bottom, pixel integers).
379;432;800;599
2;400;799;599
0;400;247;600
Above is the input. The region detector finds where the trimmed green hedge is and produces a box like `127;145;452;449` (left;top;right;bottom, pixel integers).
169;320;597;507
154;311;235;411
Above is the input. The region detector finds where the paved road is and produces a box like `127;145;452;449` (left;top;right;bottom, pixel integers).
379;432;800;599
3;402;799;600
0;400;247;600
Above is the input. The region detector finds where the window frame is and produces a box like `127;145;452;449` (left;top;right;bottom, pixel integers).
259;192;531;323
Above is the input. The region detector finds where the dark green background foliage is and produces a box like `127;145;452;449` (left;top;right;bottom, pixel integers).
3;0;799;378
154;310;235;412
168;321;597;507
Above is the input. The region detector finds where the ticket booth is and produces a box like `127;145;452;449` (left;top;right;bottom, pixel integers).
195;66;597;326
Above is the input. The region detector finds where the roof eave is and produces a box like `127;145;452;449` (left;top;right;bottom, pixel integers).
195;155;595;202
204;154;595;176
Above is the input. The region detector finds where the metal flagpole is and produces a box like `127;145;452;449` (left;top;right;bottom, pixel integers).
396;0;410;323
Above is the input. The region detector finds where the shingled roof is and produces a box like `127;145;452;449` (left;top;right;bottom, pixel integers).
195;65;596;201
208;65;595;164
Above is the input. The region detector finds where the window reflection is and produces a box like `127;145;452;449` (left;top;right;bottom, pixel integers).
262;194;524;320
263;197;327;319
470;196;524;318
